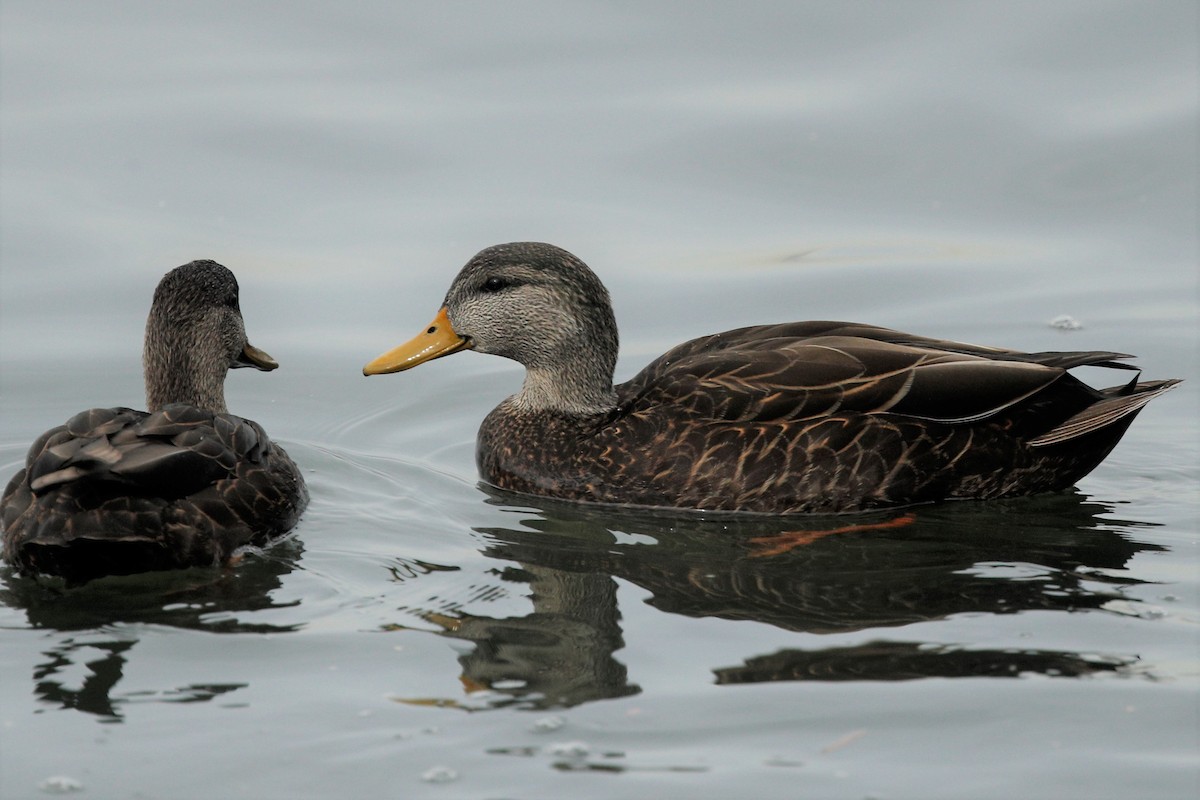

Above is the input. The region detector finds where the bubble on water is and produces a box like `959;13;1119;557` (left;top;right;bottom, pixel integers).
531;715;566;733
545;740;590;759
39;776;84;794
1048;314;1082;330
421;765;459;784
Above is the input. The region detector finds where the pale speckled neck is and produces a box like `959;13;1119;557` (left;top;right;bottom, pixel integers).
512;365;618;417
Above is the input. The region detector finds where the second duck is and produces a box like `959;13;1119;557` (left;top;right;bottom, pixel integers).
363;242;1178;514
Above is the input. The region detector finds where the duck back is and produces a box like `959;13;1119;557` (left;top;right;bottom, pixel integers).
2;404;307;584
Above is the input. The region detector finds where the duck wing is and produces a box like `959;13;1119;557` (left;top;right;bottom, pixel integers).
24;404;259;497
620;321;1132;426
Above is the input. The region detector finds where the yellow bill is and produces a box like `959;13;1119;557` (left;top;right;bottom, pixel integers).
363;306;472;376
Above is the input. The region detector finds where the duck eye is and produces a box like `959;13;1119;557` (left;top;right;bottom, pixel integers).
481;276;510;293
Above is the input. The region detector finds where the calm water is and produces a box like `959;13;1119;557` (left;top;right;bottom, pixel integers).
1;2;1197;798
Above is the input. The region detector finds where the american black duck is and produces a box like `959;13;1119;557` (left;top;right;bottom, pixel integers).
363;242;1178;514
2;260;307;583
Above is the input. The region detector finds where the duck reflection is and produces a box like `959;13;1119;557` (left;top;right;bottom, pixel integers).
396;491;1160;708
397;564;638;710
713;641;1127;684
1;539;301;721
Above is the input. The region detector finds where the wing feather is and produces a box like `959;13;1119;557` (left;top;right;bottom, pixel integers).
24;406;233;497
618;321;1121;425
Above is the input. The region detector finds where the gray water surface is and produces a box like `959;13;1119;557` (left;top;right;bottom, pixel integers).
1;2;1197;799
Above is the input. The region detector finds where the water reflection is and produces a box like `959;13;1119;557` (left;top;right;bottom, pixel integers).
713;641;1127;685
396;492;1160;708
32;638;247;721
1;540;302;721
396;565;638;710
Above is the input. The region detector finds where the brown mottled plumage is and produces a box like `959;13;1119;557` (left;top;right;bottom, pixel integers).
364;242;1179;514
1;261;307;583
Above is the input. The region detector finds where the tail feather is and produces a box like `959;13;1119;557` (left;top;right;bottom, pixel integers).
1030;379;1181;447
1025;351;1139;371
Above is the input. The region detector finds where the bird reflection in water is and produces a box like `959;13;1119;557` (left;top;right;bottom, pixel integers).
1;538;302;722
388;490;1160;710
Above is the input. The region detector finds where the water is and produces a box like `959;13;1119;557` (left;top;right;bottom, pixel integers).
1;2;1197;798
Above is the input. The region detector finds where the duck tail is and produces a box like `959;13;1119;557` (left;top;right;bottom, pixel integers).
1029;378;1181;447
1024;350;1140;371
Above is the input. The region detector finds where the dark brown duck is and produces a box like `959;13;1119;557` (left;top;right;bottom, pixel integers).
364;242;1179;514
1;260;307;583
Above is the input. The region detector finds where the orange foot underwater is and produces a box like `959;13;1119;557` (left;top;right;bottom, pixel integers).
748;513;918;557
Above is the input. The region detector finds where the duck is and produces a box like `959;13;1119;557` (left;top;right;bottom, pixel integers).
1;260;308;583
363;242;1179;515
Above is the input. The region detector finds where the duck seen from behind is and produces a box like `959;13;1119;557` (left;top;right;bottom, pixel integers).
364;242;1178;515
1;260;307;583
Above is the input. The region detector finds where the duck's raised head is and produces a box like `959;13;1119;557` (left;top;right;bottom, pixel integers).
364;242;620;416
143;260;277;413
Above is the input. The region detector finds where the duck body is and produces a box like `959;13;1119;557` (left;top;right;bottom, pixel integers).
365;243;1179;515
476;320;1174;513
2;404;306;583
1;260;307;582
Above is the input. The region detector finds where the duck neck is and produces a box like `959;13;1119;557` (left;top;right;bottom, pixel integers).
514;360;618;418
509;296;621;418
143;320;228;414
